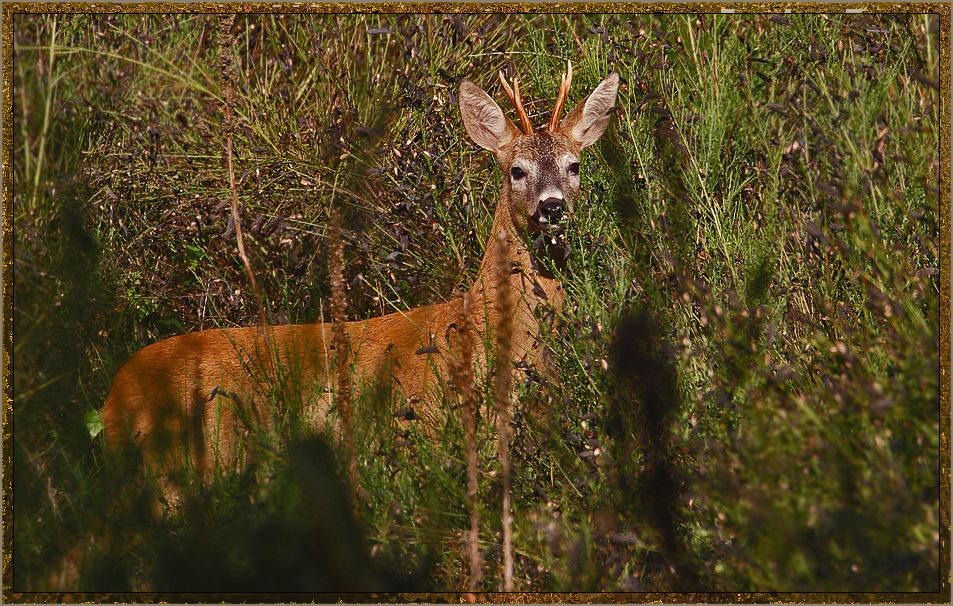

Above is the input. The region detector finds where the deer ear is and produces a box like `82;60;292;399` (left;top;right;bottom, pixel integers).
559;73;619;149
459;80;520;152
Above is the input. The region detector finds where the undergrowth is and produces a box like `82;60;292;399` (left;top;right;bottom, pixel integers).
12;12;942;594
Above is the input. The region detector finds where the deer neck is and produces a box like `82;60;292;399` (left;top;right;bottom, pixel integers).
467;189;565;359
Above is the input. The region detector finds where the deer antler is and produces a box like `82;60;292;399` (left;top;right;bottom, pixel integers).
498;70;534;136
548;60;573;132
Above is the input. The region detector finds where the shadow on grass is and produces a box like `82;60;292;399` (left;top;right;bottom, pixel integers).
607;310;701;591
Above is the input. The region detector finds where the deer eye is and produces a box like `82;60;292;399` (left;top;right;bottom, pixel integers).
510;166;526;180
568;162;580;176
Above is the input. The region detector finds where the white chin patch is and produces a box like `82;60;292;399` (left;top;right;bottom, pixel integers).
538;216;549;224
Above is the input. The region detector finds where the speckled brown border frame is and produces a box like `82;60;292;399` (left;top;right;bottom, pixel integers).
1;2;949;604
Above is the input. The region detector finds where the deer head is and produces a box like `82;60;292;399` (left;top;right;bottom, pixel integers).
458;63;619;235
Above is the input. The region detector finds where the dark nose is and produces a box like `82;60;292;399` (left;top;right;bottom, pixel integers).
539;198;563;224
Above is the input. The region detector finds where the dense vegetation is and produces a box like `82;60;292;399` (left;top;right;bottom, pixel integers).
12;11;942;594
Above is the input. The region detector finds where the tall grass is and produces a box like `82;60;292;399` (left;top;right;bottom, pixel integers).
11;12;941;593
492;229;516;592
329;210;358;512
217;13;276;375
449;291;481;593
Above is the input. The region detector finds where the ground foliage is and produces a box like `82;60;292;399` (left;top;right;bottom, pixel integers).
12;13;941;592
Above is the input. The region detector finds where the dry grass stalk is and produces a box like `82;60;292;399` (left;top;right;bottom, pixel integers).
329;211;358;510
217;14;275;382
450;292;481;592
491;229;515;592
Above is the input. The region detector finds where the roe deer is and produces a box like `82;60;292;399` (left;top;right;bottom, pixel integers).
102;63;619;485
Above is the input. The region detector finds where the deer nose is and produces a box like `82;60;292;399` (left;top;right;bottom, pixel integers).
538;198;564;224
